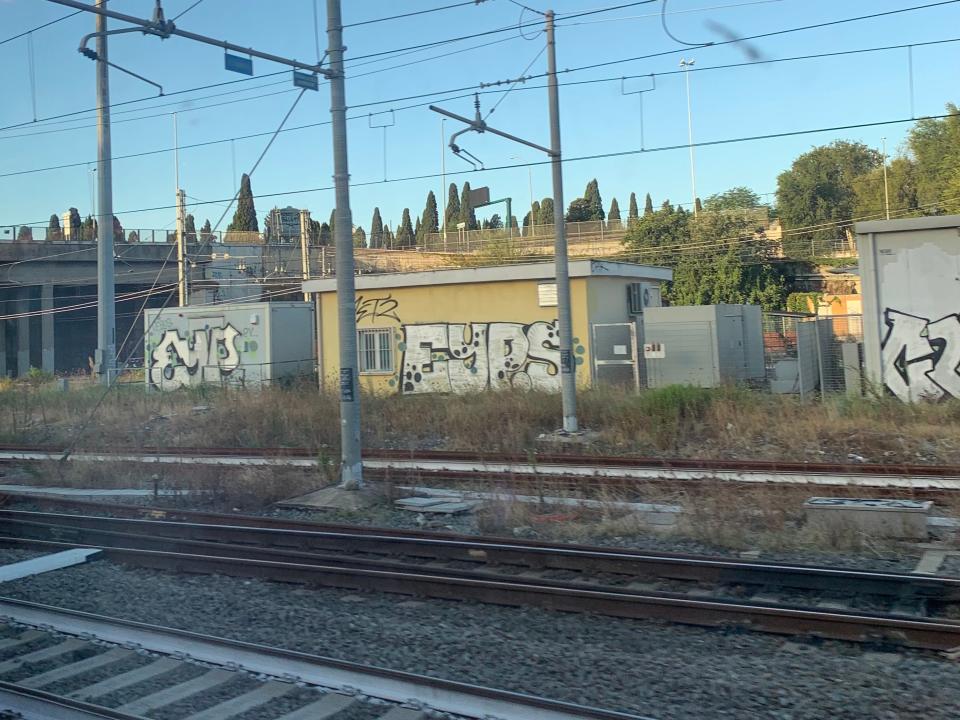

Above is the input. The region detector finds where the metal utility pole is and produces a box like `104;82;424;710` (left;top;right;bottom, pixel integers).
440;118;447;251
327;0;363;488
175;189;188;306
680;58;698;216
545;10;577;433
94;0;116;384
299;209;311;302
429;9;578;433
881;137;891;220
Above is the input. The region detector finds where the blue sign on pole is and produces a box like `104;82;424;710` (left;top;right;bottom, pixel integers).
225;52;253;76
293;71;319;91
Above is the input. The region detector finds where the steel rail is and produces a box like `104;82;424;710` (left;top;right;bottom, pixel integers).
0;680;146;720
0;597;647;720
2;535;960;651
2;509;959;601
1;444;958;489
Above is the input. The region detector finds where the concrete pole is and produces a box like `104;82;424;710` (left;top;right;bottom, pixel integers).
546;10;578;433
681;59;698;217
327;0;363;488
94;0;116;384
299;209;311;302
881;137;891;220
440;117;447;252
176;189;187;306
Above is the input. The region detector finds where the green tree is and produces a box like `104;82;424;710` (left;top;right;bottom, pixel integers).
419;190;439;244
81;215;95;242
200;219;213;242
183;214;196;242
68;208;82;239
112;216;124;244
414;216;422;243
704;186;762;211
228;173;258;232
487;213;503;230
328;209;336;240
319;222;332;245
583;178;604;221
127;230;140;243
906;103;960;213
644;193;654;216
776;140;881;257
459;182;478;230
353;226;367;248
566;197;592;222
444;182;460;230
694;197;703;214
16;226;33;243
383;225;395;248
309;219;322;246
523;200;540;233
396;208;415;248
47;214;61;242
369;207;384;248
538;197;555;225
853;157;919;218
628;192;639;224
608;197;621;227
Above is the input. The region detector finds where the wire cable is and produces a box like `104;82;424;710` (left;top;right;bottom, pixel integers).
0;10;82;47
344;1;485;28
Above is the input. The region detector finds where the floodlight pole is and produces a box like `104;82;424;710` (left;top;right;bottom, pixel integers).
429;8;578;433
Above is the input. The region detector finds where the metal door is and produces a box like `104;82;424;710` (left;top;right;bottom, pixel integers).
591;323;639;391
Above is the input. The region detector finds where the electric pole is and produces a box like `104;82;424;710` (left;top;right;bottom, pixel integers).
546;10;578;433
94;0;116;384
680;58;698;217
327;0;363;488
299;209;311;302
176;189;188;306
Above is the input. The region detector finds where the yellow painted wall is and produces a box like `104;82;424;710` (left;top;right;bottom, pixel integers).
316;277;593;394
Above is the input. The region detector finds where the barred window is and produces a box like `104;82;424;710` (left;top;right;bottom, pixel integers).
358;328;394;373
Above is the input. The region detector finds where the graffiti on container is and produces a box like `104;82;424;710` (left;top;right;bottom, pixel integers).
148;323;242;390
881;309;960;402
400;320;560;394
356;295;400;324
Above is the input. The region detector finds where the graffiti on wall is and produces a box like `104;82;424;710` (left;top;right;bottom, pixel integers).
400;321;562;394
356;295;400;324
881;309;960;402
148;323;243;390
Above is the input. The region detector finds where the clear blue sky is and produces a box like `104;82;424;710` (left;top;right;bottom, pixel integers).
1;0;958;234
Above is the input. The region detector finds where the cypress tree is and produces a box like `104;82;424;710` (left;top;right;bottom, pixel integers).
460;182;478;230
695;197;703;214
538;197;555;225
583;179;604;221
608;197;621;227
524;200;541;234
369;207;384;248
414;216;422;244
184;214;196;242
200;218;213;242
383;226;395;248
645;193;654;216
328;209;336;239
444;182;460;230
228;173;258;232
319;222;332;245
396;208;415;248
48;214;61;241
628;193;639;223
353;226;367;248
420;190;440;238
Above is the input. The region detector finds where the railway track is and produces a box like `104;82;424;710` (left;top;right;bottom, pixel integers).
1;505;959;653
1;444;959;491
0;597;644;720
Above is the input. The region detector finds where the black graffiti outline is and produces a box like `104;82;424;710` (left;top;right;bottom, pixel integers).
399;320;561;394
356;294;401;324
880;308;960;398
148;323;242;390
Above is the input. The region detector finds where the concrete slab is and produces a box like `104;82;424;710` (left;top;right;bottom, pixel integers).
395;498;479;515
804;497;932;540
277;486;378;511
0;549;101;583
913;550;948;575
394;497;450;508
0;484;180;498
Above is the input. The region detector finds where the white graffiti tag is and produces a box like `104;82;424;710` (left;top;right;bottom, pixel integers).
401;321;560;394
149;324;242;390
881;309;960;402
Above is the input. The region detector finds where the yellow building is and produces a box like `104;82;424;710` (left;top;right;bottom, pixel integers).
303;260;671;395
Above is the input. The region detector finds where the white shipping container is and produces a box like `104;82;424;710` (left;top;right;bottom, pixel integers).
144;302;314;391
855;215;960;402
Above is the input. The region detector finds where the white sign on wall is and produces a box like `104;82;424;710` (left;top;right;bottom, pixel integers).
643;342;666;359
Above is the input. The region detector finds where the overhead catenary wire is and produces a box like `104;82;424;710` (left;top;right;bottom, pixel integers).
0;10;82;47
343;1;487;28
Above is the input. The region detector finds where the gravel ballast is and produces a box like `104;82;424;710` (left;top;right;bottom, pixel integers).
2;560;959;719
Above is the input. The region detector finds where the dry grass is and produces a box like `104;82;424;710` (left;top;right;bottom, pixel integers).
2;381;958;467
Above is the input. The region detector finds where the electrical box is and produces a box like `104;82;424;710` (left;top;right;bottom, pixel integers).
642;304;764;388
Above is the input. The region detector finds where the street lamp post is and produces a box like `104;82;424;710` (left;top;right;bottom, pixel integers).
680;58;697;216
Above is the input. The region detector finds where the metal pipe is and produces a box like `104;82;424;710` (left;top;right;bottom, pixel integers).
546;10;578;433
327;0;363;488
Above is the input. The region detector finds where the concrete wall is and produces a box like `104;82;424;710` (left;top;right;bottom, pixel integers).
856;216;960;402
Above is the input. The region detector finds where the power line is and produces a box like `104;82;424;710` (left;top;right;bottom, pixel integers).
7;109;954;228
343;1;486;28
0;10;82;47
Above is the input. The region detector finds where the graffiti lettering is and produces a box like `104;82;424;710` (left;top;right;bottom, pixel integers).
401;321;560;394
356;295;401;324
148;323;242;390
881;309;960;402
